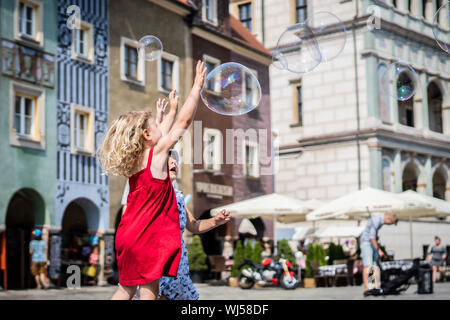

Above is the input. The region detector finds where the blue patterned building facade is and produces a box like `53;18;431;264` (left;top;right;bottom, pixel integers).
53;0;111;283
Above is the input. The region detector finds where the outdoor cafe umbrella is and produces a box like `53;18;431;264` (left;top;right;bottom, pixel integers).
306;187;435;221
398;190;450;258
210;193;319;251
306;187;436;258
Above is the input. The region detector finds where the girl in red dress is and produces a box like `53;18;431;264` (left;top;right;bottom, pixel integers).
98;61;207;300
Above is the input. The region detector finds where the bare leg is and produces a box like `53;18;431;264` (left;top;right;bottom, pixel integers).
111;285;137;300
40;273;48;289
34;275;41;289
140;279;159;300
438;267;445;282
362;267;369;292
432;266;437;282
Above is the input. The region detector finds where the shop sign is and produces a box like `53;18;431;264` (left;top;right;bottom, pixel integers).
195;182;233;199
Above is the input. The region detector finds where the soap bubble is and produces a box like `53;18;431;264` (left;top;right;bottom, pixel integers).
380;62;418;101
200;62;261;116
272;23;322;74
139;35;163;61
432;1;449;54
308;11;347;63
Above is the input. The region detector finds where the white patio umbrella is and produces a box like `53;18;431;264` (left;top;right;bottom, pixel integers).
306;187;437;258
211;193;317;252
312;226;365;239
398;190;450;258
306;187;435;221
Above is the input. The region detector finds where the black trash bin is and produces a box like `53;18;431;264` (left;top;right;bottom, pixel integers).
417;264;433;294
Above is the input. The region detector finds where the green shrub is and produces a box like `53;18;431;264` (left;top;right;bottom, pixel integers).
278;239;296;268
244;241;254;261
252;242;263;265
231;240;244;277
305;243;327;278
188;235;208;271
327;242;346;265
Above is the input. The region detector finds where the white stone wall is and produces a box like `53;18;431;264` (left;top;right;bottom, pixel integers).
276;142;371;201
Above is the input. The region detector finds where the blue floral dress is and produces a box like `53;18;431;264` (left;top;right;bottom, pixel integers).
157;189;199;300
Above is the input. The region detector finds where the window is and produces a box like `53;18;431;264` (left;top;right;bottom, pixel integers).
202;0;218;25
203;54;221;92
242;68;258;107
124;45;138;79
15;0;43;45
295;84;303;125
10;81;45;150
19;2;34;37
397;73;414;127
238;2;252;32
120;37;145;86
72;20;94;64
158;52;179;93
14;95;35;137
203;128;222;171
243;141;259;178
295;0;307;23
161;59;173;91
71;104;94;155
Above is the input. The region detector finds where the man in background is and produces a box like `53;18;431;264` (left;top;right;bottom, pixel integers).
360;213;398;295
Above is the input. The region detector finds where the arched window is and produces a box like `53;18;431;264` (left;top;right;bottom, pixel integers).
402;161;419;191
378;64;391;122
398;72;414;127
427;82;443;133
382;158;392;191
432;167;447;200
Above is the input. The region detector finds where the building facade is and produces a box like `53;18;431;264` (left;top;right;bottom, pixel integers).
255;0;449;259
0;0;58;290
108;0;194;231
0;0;112;290
189;0;274;256
54;0;111;285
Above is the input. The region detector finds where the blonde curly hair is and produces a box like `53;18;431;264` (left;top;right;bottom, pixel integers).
97;111;153;177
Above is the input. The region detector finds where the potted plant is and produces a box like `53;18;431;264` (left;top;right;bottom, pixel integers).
304;243;317;288
229;240;244;287
188;235;208;283
278;239;297;268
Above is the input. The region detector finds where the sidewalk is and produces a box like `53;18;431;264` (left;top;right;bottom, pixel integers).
0;282;449;300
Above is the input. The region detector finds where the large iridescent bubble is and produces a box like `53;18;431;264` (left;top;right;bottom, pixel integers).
272;23;322;74
380;62;418;101
308;11;347;63
432;1;449;54
200;62;261;116
139;35;163;61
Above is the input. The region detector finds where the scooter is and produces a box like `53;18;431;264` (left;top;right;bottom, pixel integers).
237;257;299;290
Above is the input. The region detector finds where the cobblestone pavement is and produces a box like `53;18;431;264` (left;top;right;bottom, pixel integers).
0;282;449;300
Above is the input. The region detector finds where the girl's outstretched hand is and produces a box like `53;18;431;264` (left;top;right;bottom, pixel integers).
193;60;207;90
156;98;168;125
168;89;179;114
214;209;231;226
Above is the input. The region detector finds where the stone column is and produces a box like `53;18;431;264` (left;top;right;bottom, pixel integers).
368;138;383;189
97;234;106;286
393;150;403;192
411;0;423;17
420;156;433;196
443;104;450;135
367;56;379;118
399;0;409;11
425;0;437;22
418;72;430;130
446;179;450;201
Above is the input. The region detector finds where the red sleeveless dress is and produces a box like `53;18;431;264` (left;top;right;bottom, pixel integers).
115;148;181;286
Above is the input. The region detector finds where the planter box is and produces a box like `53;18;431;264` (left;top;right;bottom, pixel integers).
304;278;316;288
228;277;238;287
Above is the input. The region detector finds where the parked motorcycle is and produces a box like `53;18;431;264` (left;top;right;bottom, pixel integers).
237;257;299;290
